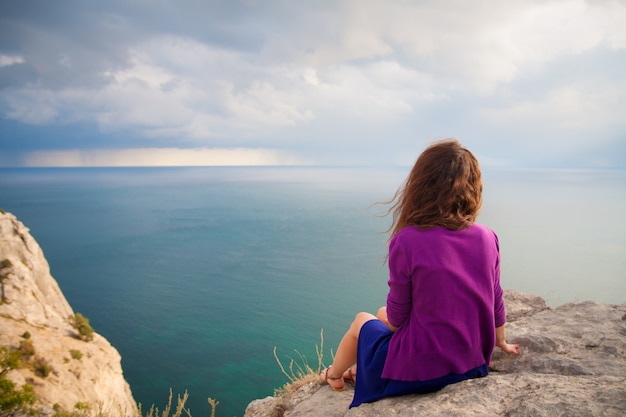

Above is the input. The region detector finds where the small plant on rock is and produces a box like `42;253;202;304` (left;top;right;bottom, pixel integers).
18;339;35;361
70;313;94;342
69;349;82;360
51;401;93;417
0;259;11;304
0;346;22;373
33;357;52;378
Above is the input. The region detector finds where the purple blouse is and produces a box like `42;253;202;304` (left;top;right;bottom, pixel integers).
383;223;506;381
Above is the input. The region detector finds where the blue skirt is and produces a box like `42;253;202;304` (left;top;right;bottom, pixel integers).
350;319;489;408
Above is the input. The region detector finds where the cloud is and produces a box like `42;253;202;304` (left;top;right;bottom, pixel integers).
479;84;626;134
0;0;625;167
0;54;25;67
3;36;317;138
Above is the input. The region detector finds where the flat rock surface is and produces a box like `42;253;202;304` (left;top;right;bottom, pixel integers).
245;291;626;417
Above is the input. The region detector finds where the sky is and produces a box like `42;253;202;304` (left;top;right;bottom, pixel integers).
0;0;625;168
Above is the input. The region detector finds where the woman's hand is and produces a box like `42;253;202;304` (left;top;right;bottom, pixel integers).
496;324;519;354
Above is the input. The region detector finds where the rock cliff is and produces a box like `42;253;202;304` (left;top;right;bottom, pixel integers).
245;291;626;416
0;211;137;416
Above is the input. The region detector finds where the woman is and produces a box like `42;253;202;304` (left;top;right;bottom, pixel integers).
320;139;520;408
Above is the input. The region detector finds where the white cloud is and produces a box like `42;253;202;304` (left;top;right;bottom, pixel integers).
322;0;626;93
0;54;25;67
104;54;174;88
478;83;626;138
5;89;60;124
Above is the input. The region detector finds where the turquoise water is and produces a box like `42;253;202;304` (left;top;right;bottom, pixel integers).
1;166;624;417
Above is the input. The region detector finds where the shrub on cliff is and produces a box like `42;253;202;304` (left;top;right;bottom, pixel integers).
18;339;35;361
0;347;21;373
0;259;11;304
0;377;36;414
0;346;36;415
33;357;52;378
69;349;82;360
70;313;94;342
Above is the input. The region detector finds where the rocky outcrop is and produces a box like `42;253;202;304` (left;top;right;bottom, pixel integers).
0;211;137;416
245;293;626;417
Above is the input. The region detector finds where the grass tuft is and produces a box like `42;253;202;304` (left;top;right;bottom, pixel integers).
272;329;333;394
140;388;206;417
206;398;218;417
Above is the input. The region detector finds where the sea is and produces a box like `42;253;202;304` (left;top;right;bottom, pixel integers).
1;166;625;417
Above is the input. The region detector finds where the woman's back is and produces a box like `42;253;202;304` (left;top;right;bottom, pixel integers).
383;223;505;381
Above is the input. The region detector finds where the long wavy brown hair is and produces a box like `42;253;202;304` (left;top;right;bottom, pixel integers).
387;139;483;236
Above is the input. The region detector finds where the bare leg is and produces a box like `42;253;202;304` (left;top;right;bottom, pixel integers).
341;307;387;382
321;312;377;389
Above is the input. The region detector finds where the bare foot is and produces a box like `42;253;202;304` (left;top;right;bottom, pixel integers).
342;366;356;384
320;367;345;391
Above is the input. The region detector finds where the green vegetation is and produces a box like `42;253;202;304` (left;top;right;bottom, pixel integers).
71;313;94;342
69;349;83;360
33;357;52;378
0;377;36;414
1;341;54;416
22;331;31;339
74;402;89;411
0;259;10;304
3;340;221;417
52;401;93;417
0;346;21;372
0;346;36;415
18;339;35;361
0;327;328;417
